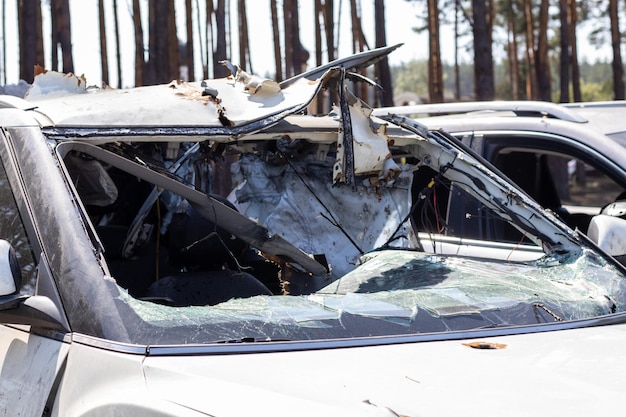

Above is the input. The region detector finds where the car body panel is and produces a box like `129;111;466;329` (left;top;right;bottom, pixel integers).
53;342;190;417
563;100;626;142
137;324;626;416
0;325;68;416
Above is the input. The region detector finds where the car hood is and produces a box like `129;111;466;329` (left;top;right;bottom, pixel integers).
142;323;626;416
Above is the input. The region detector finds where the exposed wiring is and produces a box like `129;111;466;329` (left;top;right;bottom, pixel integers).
155;193;161;280
180;231;251;273
432;182;440;233
506;232;528;262
382;165;451;251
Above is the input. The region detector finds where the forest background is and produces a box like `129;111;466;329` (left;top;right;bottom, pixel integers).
3;0;625;105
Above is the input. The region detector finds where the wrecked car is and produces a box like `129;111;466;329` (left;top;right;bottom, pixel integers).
2;46;626;416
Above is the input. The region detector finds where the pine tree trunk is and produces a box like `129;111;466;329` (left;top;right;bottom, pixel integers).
323;0;335;61
36;3;44;73
609;0;625;99
132;0;144;86
559;0;570;103
374;0;393;107
185;0;195;81
146;0;179;84
427;0;443;103
350;0;368;99
51;1;59;71
113;0;122;87
349;0;368;54
51;0;74;73
213;0;228;77
315;0;322;68
314;0;324;112
238;0;250;72
146;0;157;84
2;0;6;84
283;0;307;77
166;1;179;80
522;0;537;99
270;0;282;80
472;0;494;100
454;0;460;100
506;0;520;99
536;0;551;101
205;0;213;79
18;0;42;83
292;1;307;74
569;0;581;102
98;0;109;85
283;1;294;78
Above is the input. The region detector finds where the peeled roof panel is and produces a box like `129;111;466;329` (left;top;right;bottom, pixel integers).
30;77;321;129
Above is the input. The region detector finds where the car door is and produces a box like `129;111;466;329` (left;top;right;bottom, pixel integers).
0;127;69;417
451;130;626;241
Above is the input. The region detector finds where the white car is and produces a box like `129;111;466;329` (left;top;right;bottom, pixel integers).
3;49;626;416
373;101;626;242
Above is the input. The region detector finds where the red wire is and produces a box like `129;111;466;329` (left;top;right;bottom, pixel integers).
433;186;440;233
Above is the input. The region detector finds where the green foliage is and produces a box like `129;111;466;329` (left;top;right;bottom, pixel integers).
392;59;616;103
393;60;474;102
581;79;614;101
392;61;429;100
579;59;612;85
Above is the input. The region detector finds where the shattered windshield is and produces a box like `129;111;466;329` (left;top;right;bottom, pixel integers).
57;122;626;346
42;61;626;346
114;248;626;344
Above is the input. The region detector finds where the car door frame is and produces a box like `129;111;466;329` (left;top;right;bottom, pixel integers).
450;129;626;241
0;124;71;417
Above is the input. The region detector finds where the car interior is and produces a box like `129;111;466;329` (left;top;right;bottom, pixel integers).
493;151;599;232
61;144;284;306
60;131;626;308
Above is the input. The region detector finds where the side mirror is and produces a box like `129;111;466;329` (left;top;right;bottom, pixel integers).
0;239;21;296
587;214;626;258
0;239;69;332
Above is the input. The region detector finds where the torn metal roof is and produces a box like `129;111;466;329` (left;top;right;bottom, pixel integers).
29;76;321;131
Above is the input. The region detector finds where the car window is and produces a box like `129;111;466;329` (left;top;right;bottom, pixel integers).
411;164;529;243
492;150;624;234
0;157;37;293
443;132;626;242
560;157;623;209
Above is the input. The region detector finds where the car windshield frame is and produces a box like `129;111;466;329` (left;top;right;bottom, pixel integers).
45;113;626;352
9;51;626;353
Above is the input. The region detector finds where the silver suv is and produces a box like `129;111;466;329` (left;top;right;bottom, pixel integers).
374;101;626;241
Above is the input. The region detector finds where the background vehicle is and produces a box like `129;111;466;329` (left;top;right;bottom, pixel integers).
2;53;626;416
373;101;626;241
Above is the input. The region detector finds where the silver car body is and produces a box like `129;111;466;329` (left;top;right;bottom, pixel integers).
373;101;626;238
